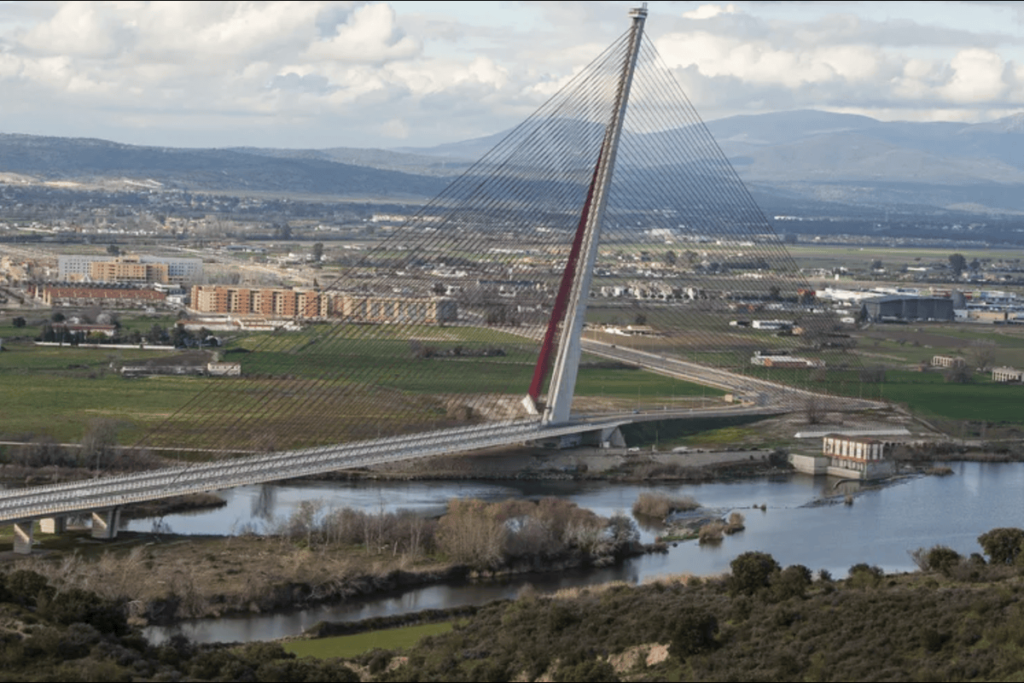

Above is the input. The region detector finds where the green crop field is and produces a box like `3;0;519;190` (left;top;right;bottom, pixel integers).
0;370;208;443
0;325;720;448
866;371;1024;422
763;364;1024;423
284;622;456;659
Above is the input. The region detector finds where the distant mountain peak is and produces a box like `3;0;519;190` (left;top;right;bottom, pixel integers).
964;112;1024;134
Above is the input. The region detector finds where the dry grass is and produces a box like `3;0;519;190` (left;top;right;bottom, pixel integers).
631;492;700;519
698;521;726;544
547;581;632;601
16;534;450;621
725;512;746;535
640;572;723;588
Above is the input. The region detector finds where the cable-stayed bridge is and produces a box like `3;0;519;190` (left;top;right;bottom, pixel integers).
2;7;874;552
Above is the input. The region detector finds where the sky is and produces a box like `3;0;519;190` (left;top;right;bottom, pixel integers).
1;1;1023;150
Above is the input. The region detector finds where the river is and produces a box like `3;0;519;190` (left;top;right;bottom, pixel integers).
141;462;1024;644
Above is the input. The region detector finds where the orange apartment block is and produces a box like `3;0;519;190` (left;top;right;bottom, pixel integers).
190;286;328;318
88;256;169;284
189;286;455;323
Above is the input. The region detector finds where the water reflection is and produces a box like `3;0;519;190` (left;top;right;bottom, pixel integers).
251;484;276;522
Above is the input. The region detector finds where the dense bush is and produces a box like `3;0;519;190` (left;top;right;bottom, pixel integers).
379;546;1024;682
433;498;616;570
6;569;51;606
977;527;1024;566
698;521;725;544
284;497;624;571
554;658;620;682
38;587;128;635
728;551;780;595
669;607;719;659
0;566;366;682
773;564;813;600
8;525;1024;682
847;563;885;588
926;545;963;575
188;642;358;682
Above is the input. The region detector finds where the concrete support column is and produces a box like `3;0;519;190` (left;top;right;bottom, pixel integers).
40;516;67;535
599;426;626;449
12;522;34;555
91;508;121;540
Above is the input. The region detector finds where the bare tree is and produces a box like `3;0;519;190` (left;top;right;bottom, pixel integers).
968;341;997;372
804;397;823;425
81;419;121;471
944;364;973;384
435;499;505;569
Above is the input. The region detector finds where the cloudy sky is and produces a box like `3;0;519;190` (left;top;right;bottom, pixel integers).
1;1;1023;150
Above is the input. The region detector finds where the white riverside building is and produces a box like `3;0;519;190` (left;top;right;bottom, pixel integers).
822;434;896;479
789;434;898;480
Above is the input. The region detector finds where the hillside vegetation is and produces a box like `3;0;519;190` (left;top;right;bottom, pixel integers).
1;528;1022;681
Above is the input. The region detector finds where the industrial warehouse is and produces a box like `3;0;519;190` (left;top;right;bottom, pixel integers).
859;295;955;323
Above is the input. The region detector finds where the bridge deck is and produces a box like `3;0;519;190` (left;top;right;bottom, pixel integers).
0;342;880;527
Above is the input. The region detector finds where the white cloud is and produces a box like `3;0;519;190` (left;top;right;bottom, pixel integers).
20;2;125;57
656;31;869;88
0;52;22;79
379;117;409;138
941;48;1008;103
681;4;737;21
0;1;1023;148
304;3;421;64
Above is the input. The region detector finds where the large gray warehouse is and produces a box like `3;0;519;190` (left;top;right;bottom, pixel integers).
860;295;954;322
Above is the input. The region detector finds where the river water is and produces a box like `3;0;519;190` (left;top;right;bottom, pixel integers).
141;462;1024;644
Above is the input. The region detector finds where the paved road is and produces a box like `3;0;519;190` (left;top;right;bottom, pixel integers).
578;338;879;413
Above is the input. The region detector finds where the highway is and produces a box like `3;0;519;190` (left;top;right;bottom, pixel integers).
579;338;880;412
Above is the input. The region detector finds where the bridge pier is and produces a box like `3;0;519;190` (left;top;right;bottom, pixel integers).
598;426;626;449
12;522;34;555
40;516;67;535
91;508;121;540
533;426;627;450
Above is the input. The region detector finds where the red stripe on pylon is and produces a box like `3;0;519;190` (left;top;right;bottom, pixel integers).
527;154;602;403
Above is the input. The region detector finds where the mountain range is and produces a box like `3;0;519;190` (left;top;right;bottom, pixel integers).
3;109;1024;214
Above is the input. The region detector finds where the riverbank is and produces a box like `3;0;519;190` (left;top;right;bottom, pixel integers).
5;452;1023;639
5;539;1024;681
314;443;787;483
290;557;1024;682
11;496;666;626
127;461;1024;644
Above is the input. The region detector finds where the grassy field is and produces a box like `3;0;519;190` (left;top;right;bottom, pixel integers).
869;370;1024;422
854;324;1024;369
0;371;208;443
0;312;182;339
7;295;1024;449
0;324;720;448
0;341;205;442
621;415;778;450
763;364;1024;423
786;244;1017;269
284;622;456;660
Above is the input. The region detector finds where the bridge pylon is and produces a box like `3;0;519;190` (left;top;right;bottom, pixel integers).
526;4;647;425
